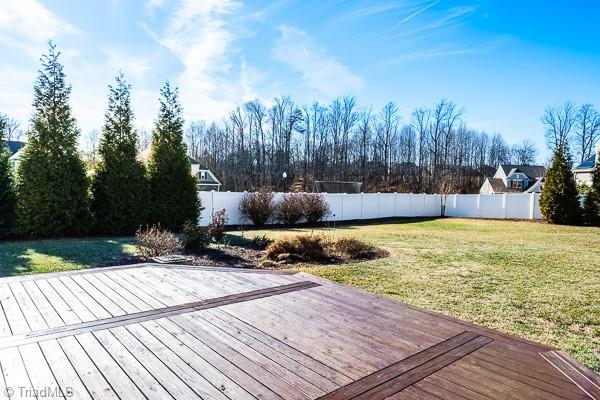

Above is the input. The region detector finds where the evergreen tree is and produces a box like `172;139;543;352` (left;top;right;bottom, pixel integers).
16;42;91;237
91;73;149;234
147;82;199;231
540;145;582;225
582;154;600;226
0;115;17;237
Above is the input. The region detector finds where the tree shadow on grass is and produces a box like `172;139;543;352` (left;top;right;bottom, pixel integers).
0;237;136;278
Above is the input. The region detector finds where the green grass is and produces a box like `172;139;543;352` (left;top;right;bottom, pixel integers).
0;237;136;276
233;218;600;372
0;219;598;371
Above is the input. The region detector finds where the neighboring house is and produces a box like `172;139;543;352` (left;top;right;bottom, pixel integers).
4;140;26;170
573;141;599;186
139;149;221;190
480;164;546;194
189;157;221;191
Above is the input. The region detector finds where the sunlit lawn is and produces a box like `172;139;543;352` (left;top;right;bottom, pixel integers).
0;237;136;276
232;218;600;372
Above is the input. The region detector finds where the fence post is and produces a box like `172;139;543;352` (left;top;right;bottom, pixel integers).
360;192;364;220
394;192;398;217
377;192;381;218
341;193;345;221
529;193;535;220
477;194;481;218
502;193;507;219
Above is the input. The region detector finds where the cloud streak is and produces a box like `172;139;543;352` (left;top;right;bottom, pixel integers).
272;25;365;98
395;0;440;27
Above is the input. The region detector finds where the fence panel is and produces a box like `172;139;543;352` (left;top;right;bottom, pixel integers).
198;191;542;225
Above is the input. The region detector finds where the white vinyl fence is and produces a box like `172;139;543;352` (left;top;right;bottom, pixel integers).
198;191;542;225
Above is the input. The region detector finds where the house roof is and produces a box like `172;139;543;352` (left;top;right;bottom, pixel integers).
574;154;596;171
4;140;25;155
487;178;522;193
500;165;546;179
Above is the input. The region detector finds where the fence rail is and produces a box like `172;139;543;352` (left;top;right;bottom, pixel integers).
198;191;542;226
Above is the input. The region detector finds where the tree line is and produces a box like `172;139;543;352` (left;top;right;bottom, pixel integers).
0;42;198;238
183;97;544;193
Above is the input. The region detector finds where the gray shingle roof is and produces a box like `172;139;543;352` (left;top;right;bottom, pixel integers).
4;141;25;155
500;165;546;179
574;154;596;170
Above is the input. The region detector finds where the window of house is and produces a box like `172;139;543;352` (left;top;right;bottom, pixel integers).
512;179;523;189
201;171;206;180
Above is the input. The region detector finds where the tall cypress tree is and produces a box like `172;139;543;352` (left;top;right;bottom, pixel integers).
0;115;16;238
91;73;149;234
540;145;582;225
16;42;91;237
147;82;199;231
582;152;600;226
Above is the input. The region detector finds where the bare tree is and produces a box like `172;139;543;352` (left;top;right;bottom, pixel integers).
541;102;577;151
511;140;538;165
574;104;600;163
0;115;23;142
82;129;100;165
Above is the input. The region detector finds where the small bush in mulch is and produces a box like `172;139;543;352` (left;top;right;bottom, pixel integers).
208;209;228;242
240;191;274;226
264;235;329;264
181;221;210;253
263;235;388;265
135;225;182;258
328;237;389;260
250;234;273;250
276;194;305;224
300;193;330;224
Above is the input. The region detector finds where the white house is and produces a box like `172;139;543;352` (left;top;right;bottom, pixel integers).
573;140;599;186
4;140;25;170
189;157;221;191
480;164;546;194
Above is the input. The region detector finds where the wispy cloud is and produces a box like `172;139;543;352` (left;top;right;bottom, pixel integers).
146;0;263;121
395;0;440;27
0;0;80;56
272;25;365;98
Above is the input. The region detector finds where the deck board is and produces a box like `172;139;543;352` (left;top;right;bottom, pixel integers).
0;263;596;400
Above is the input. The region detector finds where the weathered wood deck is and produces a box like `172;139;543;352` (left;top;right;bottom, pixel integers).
0;263;597;399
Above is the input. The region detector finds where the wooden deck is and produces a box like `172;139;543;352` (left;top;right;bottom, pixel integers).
0;263;597;399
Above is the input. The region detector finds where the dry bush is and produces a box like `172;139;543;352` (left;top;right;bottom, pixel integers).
264;235;328;263
250;234;273;250
240;191;274;226
208;209;228;242
300;193;330;224
328;237;389;260
135;225;182;258
181;221;210;253
276;194;305;224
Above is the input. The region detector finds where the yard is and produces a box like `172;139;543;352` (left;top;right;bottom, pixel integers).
0;218;598;372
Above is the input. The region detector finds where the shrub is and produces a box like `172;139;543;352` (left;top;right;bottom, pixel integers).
208;209;228;242
328;237;389;260
583;158;600;226
300;193;330;224
136;225;182;258
264;235;328;263
181;221;210;253
0;116;16;238
276;194;304;224
250;234;273;250
540;146;581;225
240;191;274;225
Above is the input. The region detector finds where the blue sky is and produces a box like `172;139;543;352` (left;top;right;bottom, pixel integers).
1;0;599;160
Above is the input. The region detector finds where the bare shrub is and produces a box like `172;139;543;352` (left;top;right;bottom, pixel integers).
135;225;182;258
300;193;330;224
264;235;328;263
328;237;389;260
208;209;228;242
250;234;273;250
276;194;304;224
181;221;210;253
240;191;274;226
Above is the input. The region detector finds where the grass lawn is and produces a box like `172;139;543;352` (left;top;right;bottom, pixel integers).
0;237;135;276
0;218;598;372
234;218;600;372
